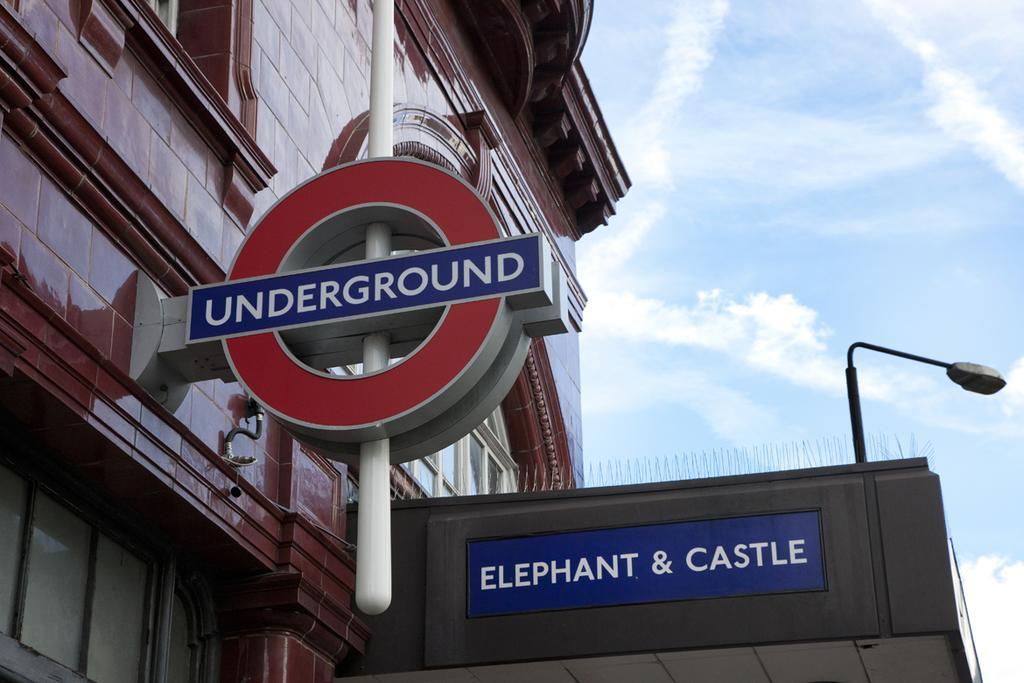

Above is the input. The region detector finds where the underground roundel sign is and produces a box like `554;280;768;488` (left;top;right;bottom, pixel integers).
185;159;566;463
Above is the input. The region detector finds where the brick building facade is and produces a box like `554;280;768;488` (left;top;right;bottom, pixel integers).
0;0;627;680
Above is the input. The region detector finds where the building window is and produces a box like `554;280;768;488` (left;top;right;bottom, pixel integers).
0;463;149;680
0;460;211;683
407;408;516;498
147;0;180;34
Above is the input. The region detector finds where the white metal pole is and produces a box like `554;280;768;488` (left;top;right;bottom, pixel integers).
367;0;394;159
356;0;394;616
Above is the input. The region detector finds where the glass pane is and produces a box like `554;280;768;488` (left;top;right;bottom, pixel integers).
87;535;148;683
413;459;435;496
441;445;456;484
487;456;502;494
21;493;91;669
442;483;455;497
467;436;484;495
166;594;192;683
0;463;27;635
157;0;171;24
492;410;510;450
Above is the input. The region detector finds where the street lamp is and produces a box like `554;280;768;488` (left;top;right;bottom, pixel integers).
846;342;1006;464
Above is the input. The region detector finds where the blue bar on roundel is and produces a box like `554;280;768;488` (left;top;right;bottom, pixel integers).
466;510;825;617
187;234;544;343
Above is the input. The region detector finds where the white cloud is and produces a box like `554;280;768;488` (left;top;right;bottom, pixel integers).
960;555;1024;683
587;288;830;380
999;357;1024;417
578;192;943;441
669;108;954;194
864;0;1024;191
580;1;1018;445
581;336;788;446
578;200;664;284
583;279;939;405
762;204;975;239
615;1;961;202
874;0;1024;70
923;65;1024;190
621;0;730;187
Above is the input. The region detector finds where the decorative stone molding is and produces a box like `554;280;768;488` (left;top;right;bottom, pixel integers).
322;111;368;170
0;4;66;112
176;0;259;137
2;0;275;291
73;0;134;76
0;324;25;377
532;63;630;236
392;139;456;174
231;0;257;134
216;569;369;661
453;0;533;115
222;156;256;227
176;567;221;683
120;0;274;198
456;0;591;118
501;340;573;491
323;106;487;195
450;0;629;237
463;109;499;199
524;347;561;487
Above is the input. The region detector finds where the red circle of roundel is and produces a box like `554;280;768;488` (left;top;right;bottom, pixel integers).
224;159;501;429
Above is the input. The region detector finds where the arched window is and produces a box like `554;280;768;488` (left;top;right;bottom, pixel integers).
169;567;218;683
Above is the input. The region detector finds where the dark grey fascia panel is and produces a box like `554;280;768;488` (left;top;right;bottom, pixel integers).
340;459;962;677
875;470;959;634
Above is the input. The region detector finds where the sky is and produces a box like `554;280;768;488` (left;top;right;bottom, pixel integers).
578;1;1024;680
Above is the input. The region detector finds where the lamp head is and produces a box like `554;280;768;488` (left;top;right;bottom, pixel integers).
946;362;1006;395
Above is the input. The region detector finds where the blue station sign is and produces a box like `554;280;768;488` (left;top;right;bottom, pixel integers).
187;233;546;343
467;511;825;617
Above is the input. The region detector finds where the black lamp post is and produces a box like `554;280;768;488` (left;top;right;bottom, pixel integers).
846;342;1007;464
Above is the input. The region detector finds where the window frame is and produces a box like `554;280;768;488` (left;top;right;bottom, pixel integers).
407;408;517;498
1;468;159;681
472;408;515;495
0;449;214;683
146;0;181;35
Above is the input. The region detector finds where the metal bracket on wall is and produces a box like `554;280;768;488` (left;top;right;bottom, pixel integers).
130;274;231;413
223;398;264;466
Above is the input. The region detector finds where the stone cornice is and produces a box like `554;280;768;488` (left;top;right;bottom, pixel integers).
453;0;534;115
451;0;627;235
456;0;592;117
217;567;371;660
0;4;65;114
558;62;631;234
